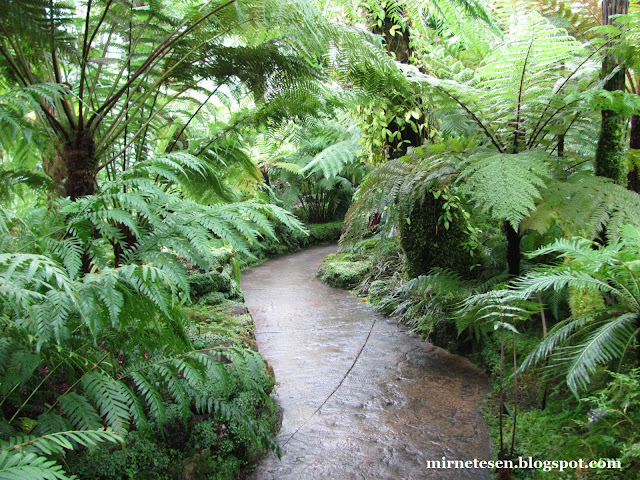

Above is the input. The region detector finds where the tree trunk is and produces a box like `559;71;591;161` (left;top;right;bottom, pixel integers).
505;222;521;276
627;114;640;192
59;134;98;200
595;0;629;185
370;4;426;154
58;133;98;274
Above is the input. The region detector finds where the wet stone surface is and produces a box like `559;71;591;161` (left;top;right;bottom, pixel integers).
242;245;491;480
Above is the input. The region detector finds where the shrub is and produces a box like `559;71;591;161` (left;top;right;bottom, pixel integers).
308;221;344;244
69;431;173;480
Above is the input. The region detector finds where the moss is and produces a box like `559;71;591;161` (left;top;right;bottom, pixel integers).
198;291;227;306
398;193;474;279
317;260;371;289
210;248;232;265
189;271;232;297
368;280;390;305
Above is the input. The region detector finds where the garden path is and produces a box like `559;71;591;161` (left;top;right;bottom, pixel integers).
242;245;491;480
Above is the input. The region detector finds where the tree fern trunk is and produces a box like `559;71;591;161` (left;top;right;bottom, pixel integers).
58;133;98;274
505;222;520;276
595;0;629;185
59;134;98;200
627;115;640;192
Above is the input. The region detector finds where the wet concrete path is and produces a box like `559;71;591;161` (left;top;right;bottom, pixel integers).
242;245;491;479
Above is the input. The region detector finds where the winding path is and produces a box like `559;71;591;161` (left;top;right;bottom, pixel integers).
242;245;491;479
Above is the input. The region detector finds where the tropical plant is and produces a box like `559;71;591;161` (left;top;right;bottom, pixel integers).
461;224;640;396
0;167;293;477
0;2;346;476
342;9;640;278
376;268;470;342
256;115;368;223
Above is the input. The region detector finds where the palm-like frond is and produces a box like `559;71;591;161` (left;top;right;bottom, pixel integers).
522;173;640;243
411;11;597;153
562;312;637;393
464;225;640;395
300;137;360;178
0;429;122;480
377;268;469;337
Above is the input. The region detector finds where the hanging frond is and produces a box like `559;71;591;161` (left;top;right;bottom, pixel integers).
377;268;470;338
341;140;467;245
410;11;597;152
522;173;640;243
0;428;122;480
300;138;360;178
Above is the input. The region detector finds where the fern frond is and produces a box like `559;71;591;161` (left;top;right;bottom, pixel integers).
460;149;551;229
300;138;360;178
58;393;102;431
525;174;640;242
81;373;132;433
513;268;624;300
563;312;637;393
0;450;70;480
342;142;461;245
129;371;165;423
3;428;122;457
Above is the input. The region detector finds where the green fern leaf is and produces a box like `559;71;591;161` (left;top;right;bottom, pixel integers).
461;149;551;229
81;373;131;433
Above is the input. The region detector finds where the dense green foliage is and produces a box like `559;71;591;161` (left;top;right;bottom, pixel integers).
398;193;476;279
2;0;640;478
318;2;640;478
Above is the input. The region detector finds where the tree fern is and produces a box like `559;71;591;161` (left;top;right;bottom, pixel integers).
463;225;640;395
412;10;597;153
341;140;466;245
522;173;640;243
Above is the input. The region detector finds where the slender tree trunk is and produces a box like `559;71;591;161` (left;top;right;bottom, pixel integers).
58;132;98;274
595;0;629;185
627;115;640;192
505;222;521;276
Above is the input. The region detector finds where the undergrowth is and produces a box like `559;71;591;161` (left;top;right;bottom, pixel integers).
59;255;278;480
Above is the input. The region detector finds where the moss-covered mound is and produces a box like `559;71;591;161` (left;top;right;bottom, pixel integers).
317;259;371;289
398;193;474;279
